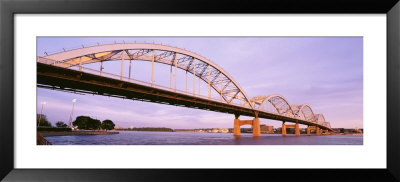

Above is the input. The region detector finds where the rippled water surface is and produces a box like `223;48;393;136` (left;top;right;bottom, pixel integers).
44;131;363;145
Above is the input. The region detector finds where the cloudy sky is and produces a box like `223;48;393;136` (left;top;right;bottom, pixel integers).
37;37;363;129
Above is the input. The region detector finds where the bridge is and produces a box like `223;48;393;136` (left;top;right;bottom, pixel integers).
37;42;333;137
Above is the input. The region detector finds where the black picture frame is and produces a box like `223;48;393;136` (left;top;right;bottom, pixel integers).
1;0;399;181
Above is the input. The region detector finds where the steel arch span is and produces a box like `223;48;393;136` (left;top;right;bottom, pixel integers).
248;94;296;118
291;104;317;123
37;43;254;109
315;114;327;125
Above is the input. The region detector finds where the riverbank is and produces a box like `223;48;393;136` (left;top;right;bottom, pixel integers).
39;130;119;137
37;133;52;145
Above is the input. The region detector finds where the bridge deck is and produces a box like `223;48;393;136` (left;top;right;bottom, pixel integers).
37;63;332;131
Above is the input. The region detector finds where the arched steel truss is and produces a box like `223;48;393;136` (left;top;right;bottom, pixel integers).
315;114;329;127
292;104;316;123
248;95;331;127
38;43;254;109
315;114;325;123
248;94;295;117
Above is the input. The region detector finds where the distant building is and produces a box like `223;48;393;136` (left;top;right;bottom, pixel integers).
240;128;252;133
286;128;295;134
332;128;343;133
116;125;122;130
192;129;205;132
260;124;274;134
220;128;229;133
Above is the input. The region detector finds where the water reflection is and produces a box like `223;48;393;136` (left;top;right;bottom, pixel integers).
45;131;363;145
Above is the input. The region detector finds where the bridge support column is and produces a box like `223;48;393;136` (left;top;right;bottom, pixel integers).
233;114;260;137
252;117;260;137
306;126;324;136
282;122;287;136
295;123;300;136
233;114;241;136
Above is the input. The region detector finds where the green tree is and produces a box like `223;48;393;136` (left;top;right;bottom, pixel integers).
37;114;52;127
73;116;90;129
101;119;115;131
73;116;101;130
88;118;101;130
55;121;68;128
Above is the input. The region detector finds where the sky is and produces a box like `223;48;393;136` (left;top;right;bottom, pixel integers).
37;37;363;129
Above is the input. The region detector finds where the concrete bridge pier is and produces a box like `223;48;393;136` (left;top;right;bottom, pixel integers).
281;122;300;136
307;126;322;136
234;114;241;136
233;114;260;137
252;117;260;137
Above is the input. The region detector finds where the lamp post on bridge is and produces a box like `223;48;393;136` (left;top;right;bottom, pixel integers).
37;101;46;127
68;99;77;129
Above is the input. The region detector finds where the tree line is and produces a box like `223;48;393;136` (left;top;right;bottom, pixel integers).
37;114;66;127
72;116;115;130
37;114;115;131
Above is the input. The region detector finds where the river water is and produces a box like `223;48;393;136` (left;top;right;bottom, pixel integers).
44;131;363;145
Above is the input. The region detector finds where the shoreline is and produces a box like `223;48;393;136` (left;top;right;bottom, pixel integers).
39;130;119;137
